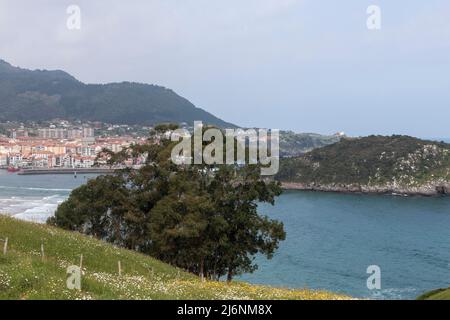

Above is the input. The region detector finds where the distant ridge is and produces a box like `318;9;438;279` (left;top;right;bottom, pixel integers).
0;59;235;127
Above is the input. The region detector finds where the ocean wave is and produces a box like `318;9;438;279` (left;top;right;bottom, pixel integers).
0;185;72;192
368;287;418;300
0;194;67;224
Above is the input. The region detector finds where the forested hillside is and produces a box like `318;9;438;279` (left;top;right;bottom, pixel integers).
0;59;234;127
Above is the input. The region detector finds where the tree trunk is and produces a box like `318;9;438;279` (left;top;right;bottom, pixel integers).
227;267;233;283
199;258;205;281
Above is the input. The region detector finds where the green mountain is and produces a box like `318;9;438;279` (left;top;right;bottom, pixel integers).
0;216;349;300
0;59;234;127
276;135;450;196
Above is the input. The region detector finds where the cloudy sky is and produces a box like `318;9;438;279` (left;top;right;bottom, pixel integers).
0;0;449;137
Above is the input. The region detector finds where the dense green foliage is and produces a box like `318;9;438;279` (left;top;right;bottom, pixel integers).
276;135;450;187
50;127;285;281
0;59;233;127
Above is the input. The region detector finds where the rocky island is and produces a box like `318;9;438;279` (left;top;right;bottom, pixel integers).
276;135;450;196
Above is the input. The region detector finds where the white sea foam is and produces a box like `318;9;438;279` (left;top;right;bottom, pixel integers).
368;287;419;300
0;173;94;223
0;185;72;192
0;195;67;223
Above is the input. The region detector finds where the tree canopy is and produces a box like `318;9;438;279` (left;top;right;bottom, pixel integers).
50;128;285;281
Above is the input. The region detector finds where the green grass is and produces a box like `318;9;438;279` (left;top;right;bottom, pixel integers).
417;288;450;300
0;216;350;300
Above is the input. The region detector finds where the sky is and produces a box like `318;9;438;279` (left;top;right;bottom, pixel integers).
0;0;449;137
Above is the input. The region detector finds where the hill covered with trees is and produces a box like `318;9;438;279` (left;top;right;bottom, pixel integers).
276;135;450;196
0;59;234;127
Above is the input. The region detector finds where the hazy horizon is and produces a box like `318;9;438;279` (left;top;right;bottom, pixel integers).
0;0;449;137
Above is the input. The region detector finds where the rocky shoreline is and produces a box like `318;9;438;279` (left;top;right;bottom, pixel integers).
280;181;450;197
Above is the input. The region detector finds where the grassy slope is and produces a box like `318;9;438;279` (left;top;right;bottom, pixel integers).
417;288;450;300
0;216;350;300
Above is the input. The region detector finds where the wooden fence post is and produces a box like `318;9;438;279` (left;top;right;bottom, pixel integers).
3;237;8;255
41;243;45;260
118;261;122;277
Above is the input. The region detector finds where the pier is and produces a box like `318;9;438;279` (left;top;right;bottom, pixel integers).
17;168;116;175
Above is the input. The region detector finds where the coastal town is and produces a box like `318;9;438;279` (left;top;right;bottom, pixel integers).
0;120;149;171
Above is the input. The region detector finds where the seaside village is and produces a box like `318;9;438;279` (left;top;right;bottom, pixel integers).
0;120;149;170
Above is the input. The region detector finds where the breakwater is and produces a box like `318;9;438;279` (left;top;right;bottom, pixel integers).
17;168;115;175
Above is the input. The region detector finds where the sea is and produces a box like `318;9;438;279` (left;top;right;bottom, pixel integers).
0;170;97;222
1;169;450;300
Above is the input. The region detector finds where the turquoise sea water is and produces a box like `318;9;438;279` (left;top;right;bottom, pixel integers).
1;170;450;299
240;191;450;299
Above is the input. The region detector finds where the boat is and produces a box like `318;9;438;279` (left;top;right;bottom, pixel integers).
7;166;21;173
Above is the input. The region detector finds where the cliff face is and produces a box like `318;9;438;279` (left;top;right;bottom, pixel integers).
277;135;450;196
281;181;450;196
